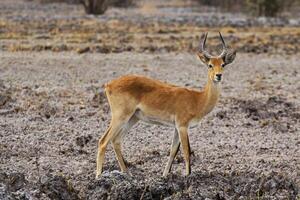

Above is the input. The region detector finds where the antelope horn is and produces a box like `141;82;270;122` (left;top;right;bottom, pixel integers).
219;32;227;57
199;32;212;58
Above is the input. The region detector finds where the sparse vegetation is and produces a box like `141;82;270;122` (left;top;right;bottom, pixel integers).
81;0;136;14
30;0;136;14
195;0;299;17
0;0;299;199
245;0;282;17
81;0;108;15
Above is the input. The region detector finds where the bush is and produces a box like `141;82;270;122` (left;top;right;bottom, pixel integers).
81;0;136;15
246;0;282;17
31;0;136;15
195;0;243;12
28;0;81;3
81;0;108;15
194;0;297;17
110;0;136;7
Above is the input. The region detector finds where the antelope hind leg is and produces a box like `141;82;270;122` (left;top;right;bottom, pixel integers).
111;115;139;173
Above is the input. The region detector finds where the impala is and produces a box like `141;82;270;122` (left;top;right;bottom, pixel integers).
96;32;236;178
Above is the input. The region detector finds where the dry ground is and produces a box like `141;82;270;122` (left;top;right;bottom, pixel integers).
0;0;300;199
0;51;299;199
1;0;300;55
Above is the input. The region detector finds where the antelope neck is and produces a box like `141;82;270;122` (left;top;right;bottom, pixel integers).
201;77;220;115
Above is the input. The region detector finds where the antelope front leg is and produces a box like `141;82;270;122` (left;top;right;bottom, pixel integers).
163;129;180;177
177;126;191;176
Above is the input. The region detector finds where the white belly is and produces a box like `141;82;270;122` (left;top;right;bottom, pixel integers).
134;109;174;127
188;117;201;129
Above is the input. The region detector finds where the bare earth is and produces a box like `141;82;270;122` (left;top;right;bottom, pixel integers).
0;0;300;199
0;51;299;199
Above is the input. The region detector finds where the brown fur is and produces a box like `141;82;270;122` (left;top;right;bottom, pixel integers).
96;53;235;178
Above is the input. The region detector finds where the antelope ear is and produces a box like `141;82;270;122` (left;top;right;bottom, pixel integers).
223;49;236;65
197;52;210;64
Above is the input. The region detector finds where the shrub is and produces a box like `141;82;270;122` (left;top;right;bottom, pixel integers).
31;0;136;15
28;0;81;3
194;0;297;17
246;0;282;17
81;0;108;15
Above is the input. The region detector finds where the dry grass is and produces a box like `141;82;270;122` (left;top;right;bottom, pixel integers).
139;1;158;14
1;17;299;54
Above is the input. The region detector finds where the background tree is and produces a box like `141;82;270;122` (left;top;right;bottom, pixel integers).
81;0;109;15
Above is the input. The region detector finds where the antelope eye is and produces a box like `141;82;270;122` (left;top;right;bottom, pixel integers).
208;64;213;68
221;63;225;67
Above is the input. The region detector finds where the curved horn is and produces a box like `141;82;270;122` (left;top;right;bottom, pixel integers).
199;32;212;58
202;32;208;51
219;32;227;57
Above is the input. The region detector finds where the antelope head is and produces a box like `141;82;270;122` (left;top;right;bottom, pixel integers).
197;32;236;83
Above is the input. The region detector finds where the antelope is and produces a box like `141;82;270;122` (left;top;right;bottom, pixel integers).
96;32;236;178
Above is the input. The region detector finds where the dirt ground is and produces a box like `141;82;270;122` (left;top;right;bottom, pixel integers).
0;0;300;200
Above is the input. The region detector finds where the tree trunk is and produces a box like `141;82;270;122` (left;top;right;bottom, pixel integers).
81;0;108;15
